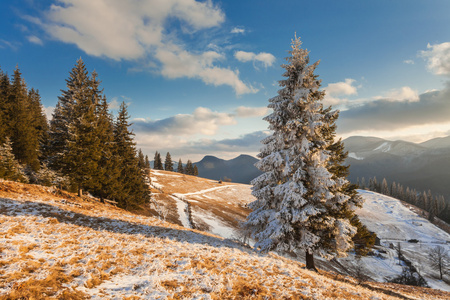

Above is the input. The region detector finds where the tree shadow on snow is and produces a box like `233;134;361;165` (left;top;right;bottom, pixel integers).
0;197;249;251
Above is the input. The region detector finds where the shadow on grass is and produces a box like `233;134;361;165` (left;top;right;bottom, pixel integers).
0;197;249;251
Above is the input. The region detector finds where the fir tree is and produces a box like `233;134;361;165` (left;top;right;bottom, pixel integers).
244;36;357;270
185;160;194;175
177;159;184;173
61;59;101;196
0;68;10;144
113;102;150;208
145;155;150;169
138;149;145;169
154;151;163;170
9;67;40;171
0;137;28;183
164;152;173;171
193;165;199;176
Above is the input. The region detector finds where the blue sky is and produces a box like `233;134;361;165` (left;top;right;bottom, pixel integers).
1;0;450;161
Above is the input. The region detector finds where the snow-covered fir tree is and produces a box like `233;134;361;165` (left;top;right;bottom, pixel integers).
244;36;358;270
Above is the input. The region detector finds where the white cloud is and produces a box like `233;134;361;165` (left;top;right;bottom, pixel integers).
34;0;257;95
383;86;419;102
323;78;358;106
231;27;245;34
421;42;450;75
403;59;414;65
156;44;257;95
133;107;236;136
27;35;43;45
235;106;269;118
43;106;55;121
234;50;276;68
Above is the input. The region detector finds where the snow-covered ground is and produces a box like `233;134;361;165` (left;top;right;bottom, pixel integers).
5;181;448;299
351;190;450;291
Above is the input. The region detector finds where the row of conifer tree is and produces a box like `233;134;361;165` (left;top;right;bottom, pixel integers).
0;59;150;209
152;151;198;176
358;177;450;223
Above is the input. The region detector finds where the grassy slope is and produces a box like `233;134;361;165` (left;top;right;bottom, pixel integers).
1;180;450;299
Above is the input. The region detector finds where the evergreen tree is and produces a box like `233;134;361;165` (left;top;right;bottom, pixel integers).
177;158;184;173
154;151;163;170
164;152;173;171
0;68;11;144
381;178;389;195
185;160;194;175
9;67;40;171
138;149;145;169
113;102;150;208
60;59;101;196
91;93;121;201
193;165;199;176
145;155;150;169
0;137;28;183
244;36;357;270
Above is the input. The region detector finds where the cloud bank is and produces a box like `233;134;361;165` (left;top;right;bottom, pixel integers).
35;0;257;95
421;42;450;76
338;84;450;133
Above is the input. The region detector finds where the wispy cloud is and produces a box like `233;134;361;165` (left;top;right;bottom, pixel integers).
403;59;414;65
231;27;245;34
421;42;450;76
234;50;276;68
235;106;269;118
323;78;358;106
27;35;43;45
31;0;257;95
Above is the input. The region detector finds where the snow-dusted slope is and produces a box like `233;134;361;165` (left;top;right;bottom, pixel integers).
4;180;448;299
348;190;450;291
149;171;450;292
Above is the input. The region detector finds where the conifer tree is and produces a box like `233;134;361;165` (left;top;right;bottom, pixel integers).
9;67;40;171
145;155;150;169
164;152;173;171
0;68;10;144
0;137;28;183
138;149;145;169
113;102;150;208
154;151;163;170
193;165;199;176
177;159;184;173
185;160;194;175
244;36;358;270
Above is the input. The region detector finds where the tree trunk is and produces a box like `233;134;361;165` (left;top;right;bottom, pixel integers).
78;186;82;197
306;250;318;272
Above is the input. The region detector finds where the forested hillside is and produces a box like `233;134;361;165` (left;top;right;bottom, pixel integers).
0;60;150;209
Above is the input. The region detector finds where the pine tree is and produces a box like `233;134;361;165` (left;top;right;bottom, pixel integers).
185;160;194;175
154;151;163;170
177;159;184;173
381;178;389;195
0;68;11;144
193;165;199;176
138;149;145;169
145;155;150;169
9;67;41;171
244;36;357;270
0;137;28;183
59;59;102;196
164;152;173;171
113;102;150;208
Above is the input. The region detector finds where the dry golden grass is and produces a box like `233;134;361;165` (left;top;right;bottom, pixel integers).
1;179;450;300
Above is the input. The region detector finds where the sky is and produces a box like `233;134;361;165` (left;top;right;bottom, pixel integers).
1;0;450;161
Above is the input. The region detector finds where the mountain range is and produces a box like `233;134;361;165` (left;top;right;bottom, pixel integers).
195;135;450;198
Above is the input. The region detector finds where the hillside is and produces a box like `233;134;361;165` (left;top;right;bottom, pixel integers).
148;170;450;292
343;136;450;200
195;154;262;184
2;180;450;299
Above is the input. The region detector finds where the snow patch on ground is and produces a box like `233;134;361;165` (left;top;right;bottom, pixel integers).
348;152;364;160
374;142;391;152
